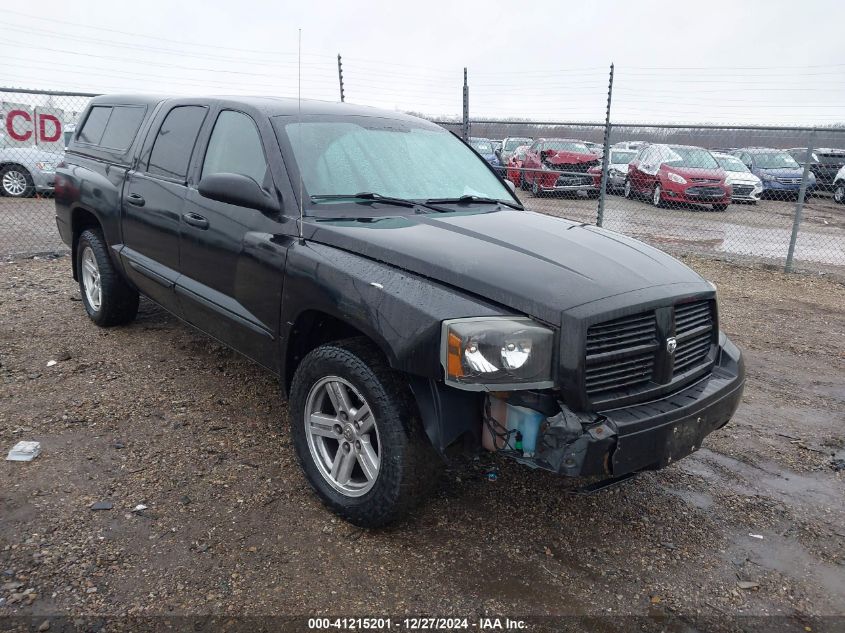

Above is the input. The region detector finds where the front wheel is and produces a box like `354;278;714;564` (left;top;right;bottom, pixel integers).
652;184;664;208
531;178;543;197
624;179;634;199
520;171;529;191
289;339;439;528
834;183;845;204
76;229;139;326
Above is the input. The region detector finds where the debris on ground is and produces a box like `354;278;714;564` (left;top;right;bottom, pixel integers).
6;441;41;461
89;501;113;511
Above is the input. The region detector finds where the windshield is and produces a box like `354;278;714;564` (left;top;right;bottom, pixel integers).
663;147;719;169
610;150;636;165
545;140;593;154
715;156;749;172
469;139;494;154
277;118;513;205
504;138;530;151
753;152;799;169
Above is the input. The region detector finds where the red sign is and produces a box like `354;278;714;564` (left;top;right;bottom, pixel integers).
2;103;66;150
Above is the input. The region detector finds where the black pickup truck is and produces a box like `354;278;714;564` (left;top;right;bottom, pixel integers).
55;95;745;527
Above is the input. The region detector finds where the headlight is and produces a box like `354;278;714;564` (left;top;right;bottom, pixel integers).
667;172;687;185
609;168;622;177
441;317;554;390
35;162;56;173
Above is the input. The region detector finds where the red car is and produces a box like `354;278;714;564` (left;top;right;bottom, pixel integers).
521;138;601;197
506;144;531;188
625;144;731;211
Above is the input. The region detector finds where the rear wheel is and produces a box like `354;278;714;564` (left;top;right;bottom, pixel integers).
0;165;34;198
289;338;439;528
834;182;845;204
76;229;139;326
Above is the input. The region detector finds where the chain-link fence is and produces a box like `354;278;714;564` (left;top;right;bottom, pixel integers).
2;86;844;275
467;120;845;275
1;88;94;257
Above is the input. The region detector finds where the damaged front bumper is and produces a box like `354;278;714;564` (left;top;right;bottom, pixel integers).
529;333;744;478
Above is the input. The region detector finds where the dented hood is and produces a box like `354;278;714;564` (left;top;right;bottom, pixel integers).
546;150;600;166
304;208;706;324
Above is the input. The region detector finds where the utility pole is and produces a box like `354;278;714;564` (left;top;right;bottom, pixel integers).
462;67;469;141
337;54;345;102
597;63;615;228
785;129;815;272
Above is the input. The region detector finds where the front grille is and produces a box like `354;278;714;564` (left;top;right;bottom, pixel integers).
673;300;715;374
583;300;716;405
732;184;754;196
691;178;719;184
556;174;593;187
776;177;801;185
686;186;724;197
585;311;658;398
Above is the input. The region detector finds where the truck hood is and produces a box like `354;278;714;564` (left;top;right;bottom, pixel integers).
303;208;706;324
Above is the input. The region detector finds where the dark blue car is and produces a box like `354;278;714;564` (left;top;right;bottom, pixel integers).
732;148;816;200
469;137;503;174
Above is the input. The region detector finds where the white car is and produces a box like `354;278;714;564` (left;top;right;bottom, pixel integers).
713;152;763;203
834;165;845;204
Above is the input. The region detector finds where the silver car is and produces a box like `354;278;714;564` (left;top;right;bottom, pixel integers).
0;134;62;197
605;147;638;192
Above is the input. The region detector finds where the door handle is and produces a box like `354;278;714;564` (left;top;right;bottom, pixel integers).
127;193;145;207
182;212;209;230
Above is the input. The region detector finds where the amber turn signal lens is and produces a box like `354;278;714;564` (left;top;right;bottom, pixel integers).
447;331;464;378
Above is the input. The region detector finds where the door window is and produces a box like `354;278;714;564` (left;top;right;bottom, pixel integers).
147;106;207;180
202;110;270;188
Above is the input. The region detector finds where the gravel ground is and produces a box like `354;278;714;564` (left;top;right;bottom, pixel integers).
1;255;843;631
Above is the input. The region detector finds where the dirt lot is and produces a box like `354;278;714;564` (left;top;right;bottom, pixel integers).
1;255;844;631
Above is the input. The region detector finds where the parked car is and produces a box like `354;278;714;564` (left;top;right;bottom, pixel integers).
0;133;62;198
787;147;845;192
469;137;502;172
491;139;503;154
626;144;731;211
56;94;745;527
613;141;648;151
712;153;763;203
497;136;533;165
732;148;815;200
505;144;531;189
588;147;638;193
521;138;601;197
584;141;604;156
833;165;845;204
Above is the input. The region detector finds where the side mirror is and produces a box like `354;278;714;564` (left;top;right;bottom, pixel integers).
198;172;280;215
504;179;516;194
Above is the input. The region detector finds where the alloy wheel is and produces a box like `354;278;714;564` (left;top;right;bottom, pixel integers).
653;184;662;207
304;376;380;497
2;169;27;197
835;185;844;204
80;247;102;311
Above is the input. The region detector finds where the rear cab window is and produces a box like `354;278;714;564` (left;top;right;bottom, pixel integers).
72;101;152;164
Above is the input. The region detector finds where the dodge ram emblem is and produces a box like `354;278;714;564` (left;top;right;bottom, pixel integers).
666;337;678;354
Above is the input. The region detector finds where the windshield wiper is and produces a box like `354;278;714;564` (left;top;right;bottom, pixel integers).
310;192;452;214
425;195;523;210
311;192;417;208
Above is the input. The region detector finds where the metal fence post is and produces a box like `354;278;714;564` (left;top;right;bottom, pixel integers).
337;54;345;102
597;63;615;227
785;129;816;273
462;67;469;141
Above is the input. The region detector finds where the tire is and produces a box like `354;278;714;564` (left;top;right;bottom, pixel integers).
531;178;543;197
834;183;845;204
0;165;34;198
76;229;139;327
289;338;439;528
624;179;634;199
520;172;529;191
652;184;663;208
587;190;600;199
712;203;729;212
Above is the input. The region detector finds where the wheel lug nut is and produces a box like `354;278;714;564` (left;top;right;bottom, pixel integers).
342;442;350;452
333;424;342;435
355;441;361;450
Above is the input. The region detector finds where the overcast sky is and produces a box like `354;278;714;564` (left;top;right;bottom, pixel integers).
1;0;844;125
